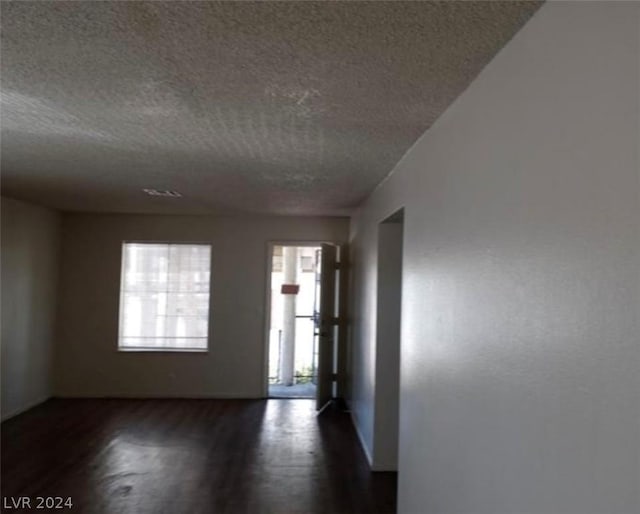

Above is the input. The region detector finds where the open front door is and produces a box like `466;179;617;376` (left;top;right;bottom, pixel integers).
316;243;337;411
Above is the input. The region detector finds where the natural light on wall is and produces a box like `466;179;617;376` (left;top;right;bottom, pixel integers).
118;243;211;351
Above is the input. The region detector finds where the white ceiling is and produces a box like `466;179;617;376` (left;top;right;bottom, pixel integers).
0;1;541;216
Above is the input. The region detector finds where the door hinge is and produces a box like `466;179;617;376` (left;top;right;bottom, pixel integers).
321;316;340;326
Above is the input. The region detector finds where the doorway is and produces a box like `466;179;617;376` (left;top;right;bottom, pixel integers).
374;208;404;470
267;245;322;399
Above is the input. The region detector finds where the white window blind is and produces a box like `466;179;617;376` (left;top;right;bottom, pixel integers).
118;243;211;351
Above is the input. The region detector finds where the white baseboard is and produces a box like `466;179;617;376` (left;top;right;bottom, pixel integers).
370;460;398;472
53;392;265;400
349;410;374;467
1;395;51;422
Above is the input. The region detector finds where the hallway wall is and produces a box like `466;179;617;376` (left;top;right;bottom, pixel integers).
1;197;60;420
349;2;640;513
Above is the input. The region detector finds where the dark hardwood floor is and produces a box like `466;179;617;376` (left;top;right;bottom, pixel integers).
1;399;396;514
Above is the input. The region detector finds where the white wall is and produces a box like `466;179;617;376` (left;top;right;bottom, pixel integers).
349;3;640;513
1;196;60;420
55;213;347;398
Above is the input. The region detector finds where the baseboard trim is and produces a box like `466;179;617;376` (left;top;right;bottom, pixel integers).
349;410;374;467
370;461;398;472
53;392;265;400
1;395;52;422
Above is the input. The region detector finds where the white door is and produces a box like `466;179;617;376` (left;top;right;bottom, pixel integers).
316;243;337;411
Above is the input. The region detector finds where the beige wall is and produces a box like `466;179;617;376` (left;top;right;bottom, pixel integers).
349;2;639;513
1;196;60;420
55;213;348;398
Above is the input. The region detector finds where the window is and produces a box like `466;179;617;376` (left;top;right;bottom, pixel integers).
118;243;211;351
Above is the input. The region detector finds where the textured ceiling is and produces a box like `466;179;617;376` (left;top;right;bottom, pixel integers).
1;1;541;215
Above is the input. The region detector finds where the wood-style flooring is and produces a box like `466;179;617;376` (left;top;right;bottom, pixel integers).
1;399;396;514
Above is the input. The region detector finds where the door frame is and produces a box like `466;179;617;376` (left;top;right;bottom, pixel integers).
373;208;404;470
262;240;334;399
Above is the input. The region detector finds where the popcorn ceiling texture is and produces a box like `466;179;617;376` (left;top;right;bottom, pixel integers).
1;1;541;215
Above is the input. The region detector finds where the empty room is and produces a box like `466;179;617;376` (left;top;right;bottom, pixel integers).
1;1;639;514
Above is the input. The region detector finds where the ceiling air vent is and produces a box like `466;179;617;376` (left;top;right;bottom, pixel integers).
143;189;182;198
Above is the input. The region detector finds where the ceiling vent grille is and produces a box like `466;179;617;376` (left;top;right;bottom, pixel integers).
142;189;182;198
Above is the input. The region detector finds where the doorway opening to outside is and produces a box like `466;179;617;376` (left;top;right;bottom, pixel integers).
267;245;322;399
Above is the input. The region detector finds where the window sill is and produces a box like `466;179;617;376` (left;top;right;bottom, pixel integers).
117;348;209;353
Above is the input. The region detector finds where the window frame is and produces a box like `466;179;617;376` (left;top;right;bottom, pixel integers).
117;240;213;353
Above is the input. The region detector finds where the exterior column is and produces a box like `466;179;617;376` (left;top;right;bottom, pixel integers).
279;247;297;386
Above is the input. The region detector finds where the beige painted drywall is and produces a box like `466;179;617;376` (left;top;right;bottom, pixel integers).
54;213;347;398
349;2;640;513
1;196;60;420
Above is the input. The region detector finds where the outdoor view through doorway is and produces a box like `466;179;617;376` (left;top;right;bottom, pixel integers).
268;245;322;398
